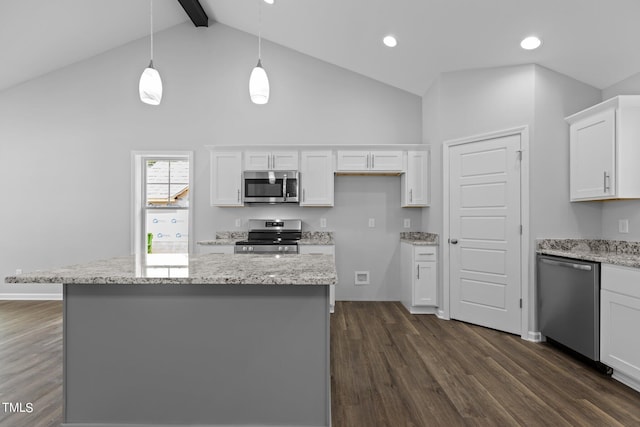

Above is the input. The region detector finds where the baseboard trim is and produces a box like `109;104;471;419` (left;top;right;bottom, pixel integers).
524;331;542;342
0;293;62;301
612;369;640;393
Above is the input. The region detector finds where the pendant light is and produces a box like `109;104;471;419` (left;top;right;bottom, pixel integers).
249;0;269;104
139;0;163;105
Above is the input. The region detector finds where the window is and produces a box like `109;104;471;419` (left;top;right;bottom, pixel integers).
133;152;193;269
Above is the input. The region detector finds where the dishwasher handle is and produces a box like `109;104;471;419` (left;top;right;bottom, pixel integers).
539;258;593;271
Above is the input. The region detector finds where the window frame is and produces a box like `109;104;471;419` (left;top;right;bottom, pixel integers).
132;151;194;256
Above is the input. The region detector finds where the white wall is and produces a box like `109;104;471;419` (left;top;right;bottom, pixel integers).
422;64;602;331
0;22;422;298
600;71;640;240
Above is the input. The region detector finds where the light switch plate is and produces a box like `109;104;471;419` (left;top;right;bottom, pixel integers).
619;219;629;233
235;218;241;228
404;218;411;228
368;218;375;228
320;218;327;228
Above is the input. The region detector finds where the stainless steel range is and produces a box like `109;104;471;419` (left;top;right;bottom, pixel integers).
234;219;302;254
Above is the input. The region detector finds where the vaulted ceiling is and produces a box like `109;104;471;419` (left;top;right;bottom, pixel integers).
2;0;639;95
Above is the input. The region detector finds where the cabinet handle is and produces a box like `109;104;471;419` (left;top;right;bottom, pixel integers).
237;189;240;202
366;154;370;169
372;154;375;169
410;189;413;202
303;189;305;202
417;264;420;279
603;171;610;193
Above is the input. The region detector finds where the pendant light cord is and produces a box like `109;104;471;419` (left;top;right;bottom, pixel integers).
150;0;154;64
258;0;262;61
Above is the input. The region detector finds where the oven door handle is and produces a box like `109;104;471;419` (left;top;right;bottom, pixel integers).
539;258;592;271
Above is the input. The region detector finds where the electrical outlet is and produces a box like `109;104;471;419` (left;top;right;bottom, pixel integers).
235;218;241;227
619;219;629;234
15;268;22;275
320;218;327;228
368;218;375;228
404;218;411;228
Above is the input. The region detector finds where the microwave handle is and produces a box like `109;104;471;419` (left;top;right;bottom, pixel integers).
283;174;287;202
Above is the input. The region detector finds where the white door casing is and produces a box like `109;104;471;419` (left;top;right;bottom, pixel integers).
443;127;530;339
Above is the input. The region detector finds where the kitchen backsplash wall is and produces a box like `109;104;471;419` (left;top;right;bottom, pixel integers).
204;176;423;302
600;71;640;240
0;22;421;297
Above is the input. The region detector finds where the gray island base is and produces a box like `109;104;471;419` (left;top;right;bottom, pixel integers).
7;254;336;427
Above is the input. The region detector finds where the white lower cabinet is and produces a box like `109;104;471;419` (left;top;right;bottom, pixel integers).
401;242;437;314
601;264;640;393
197;245;235;255
299;245;335;313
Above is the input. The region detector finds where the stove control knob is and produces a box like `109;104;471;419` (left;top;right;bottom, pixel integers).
278;246;284;251
242;246;247;251
284;247;289;252
249;246;254;252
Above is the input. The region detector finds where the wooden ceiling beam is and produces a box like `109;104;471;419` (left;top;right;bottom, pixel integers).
177;0;209;27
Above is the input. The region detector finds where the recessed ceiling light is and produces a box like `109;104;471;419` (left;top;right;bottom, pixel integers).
383;35;398;48
263;0;275;4
520;36;542;50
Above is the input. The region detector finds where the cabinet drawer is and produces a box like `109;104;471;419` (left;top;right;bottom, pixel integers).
414;246;436;261
602;264;640;298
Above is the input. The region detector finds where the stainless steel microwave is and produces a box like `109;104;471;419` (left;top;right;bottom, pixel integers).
243;171;300;204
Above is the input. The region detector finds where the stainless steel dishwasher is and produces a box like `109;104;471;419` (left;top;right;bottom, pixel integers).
537;254;608;370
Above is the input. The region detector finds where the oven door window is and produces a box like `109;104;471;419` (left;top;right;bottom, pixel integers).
245;179;284;198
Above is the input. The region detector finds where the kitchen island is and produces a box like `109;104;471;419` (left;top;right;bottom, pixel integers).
5;254;337;427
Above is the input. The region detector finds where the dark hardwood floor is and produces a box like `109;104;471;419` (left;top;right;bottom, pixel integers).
0;300;638;427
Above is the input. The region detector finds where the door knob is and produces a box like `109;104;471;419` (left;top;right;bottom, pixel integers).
450;238;458;244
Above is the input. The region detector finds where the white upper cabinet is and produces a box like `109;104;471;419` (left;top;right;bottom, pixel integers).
300;151;334;206
401;150;429;207
211;151;243;206
566;96;640;201
244;150;299;171
336;150;403;172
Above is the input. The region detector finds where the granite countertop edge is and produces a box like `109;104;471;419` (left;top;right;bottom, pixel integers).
197;231;335;246
536;238;640;269
400;232;439;246
5;254;338;286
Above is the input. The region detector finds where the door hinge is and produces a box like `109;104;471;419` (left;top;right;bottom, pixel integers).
519;298;522;309
520;225;523;234
516;150;523;161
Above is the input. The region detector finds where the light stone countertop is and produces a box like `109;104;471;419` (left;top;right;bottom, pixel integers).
536;239;640;269
5;254;337;286
197;231;335;246
400;232;439;246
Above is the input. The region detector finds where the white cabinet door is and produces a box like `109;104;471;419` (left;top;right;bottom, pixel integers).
245;150;298;170
370;151;403;171
272;151;299;170
299;245;336;313
211;151;243;206
336;151;369;171
244;151;271;171
601;289;640;386
601;264;640;390
570;108;616;201
402;150;429;207
415;261;437;306
300;151;334;206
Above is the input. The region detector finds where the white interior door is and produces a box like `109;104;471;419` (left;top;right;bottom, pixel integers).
449;134;522;334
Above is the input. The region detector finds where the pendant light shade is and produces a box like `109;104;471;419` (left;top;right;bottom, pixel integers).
139;60;163;105
139;0;162;105
250;0;269;104
249;59;269;104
